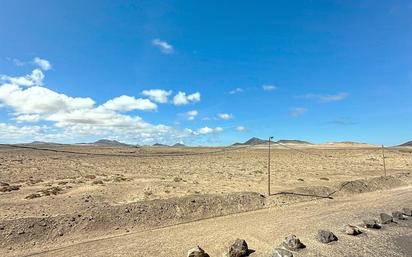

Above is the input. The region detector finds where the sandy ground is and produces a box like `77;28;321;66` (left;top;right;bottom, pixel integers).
6;186;412;257
0;144;411;256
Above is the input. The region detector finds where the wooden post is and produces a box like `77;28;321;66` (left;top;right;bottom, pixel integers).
268;136;273;196
382;144;387;177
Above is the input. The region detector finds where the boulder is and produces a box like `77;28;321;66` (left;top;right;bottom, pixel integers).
317;230;338;243
282;235;305;251
379;213;393;224
392;211;407;220
187;246;210;257
228;239;249;257
363;220;381;229
271;248;293;257
344;225;362;235
402;208;412;216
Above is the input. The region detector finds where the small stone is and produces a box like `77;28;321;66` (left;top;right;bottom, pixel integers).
228;239;249;257
70;217;76;222
58;230;64;236
125;208;130;213
402;208;412;216
282;235;305;251
0;224;4;230
392;211;407;220
17;229;25;235
187;246;210;257
363;220;381;229
380;213;393;224
272;248;293;257
344;225;362;235
317;230;338;243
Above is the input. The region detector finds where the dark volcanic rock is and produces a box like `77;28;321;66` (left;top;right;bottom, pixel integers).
228;239;249;257
344;225;362;235
380;213;393;224
282;235;305;251
392;211;407;220
317;230;338;243
187;246;210;257
402;208;412;216
363;219;381;229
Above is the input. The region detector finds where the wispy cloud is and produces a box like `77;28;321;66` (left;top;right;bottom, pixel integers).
197;126;223;135
33;57;52;71
185;110;198;120
328;119;357;126
229;88;243;94
235;126;246;132
217;113;233;120
262;84;277;91
152;39;174;54
300;92;349;102
290;107;307;117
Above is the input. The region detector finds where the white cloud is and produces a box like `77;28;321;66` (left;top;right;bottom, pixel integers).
152;39;174;54
102;95;157;112
0;83;95;114
301;92;349;102
290;107;307;117
0;68;199;144
229;88;243;94
1;69;45;87
217;113;233;120
236;126;246;132
185;110;198;120
141;89;172;103
172;91;201;105
33;57;52;71
14;114;41;123
197;126;223;135
262;84;277;91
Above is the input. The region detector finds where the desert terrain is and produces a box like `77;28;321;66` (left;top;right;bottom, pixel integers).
0;142;411;256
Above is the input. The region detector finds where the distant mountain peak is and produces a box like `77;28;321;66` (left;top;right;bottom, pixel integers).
152;143;169;147
172;143;186;147
93;139;128;146
399;140;412;147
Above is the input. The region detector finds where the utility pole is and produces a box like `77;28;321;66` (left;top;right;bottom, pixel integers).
382;144;387;177
268;136;273;196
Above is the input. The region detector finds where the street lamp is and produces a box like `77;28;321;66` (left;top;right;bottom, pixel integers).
268;136;273;196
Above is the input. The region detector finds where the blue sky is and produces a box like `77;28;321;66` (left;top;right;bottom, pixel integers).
0;0;411;146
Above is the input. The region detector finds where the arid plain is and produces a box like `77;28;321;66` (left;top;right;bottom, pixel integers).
0;142;411;256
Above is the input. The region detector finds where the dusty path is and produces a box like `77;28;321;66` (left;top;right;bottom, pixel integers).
7;186;412;257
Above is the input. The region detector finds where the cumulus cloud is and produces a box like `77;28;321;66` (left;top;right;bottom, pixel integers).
262;84;277;91
217;113;233;120
33;57;52;71
152;39;174;54
290;107;307;117
0;83;95;114
197;126;223;135
229;88;243;94
102;95;157;112
141;89;172;103
1;69;45;87
236;126;246;132
172;91;201;105
185;110;198;120
300;92;349;102
0;67;199;144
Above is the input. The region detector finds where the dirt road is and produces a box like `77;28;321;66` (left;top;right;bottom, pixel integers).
9;186;412;257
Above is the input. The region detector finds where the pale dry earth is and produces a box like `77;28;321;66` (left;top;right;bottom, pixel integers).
8;186;412;257
0;144;411;256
